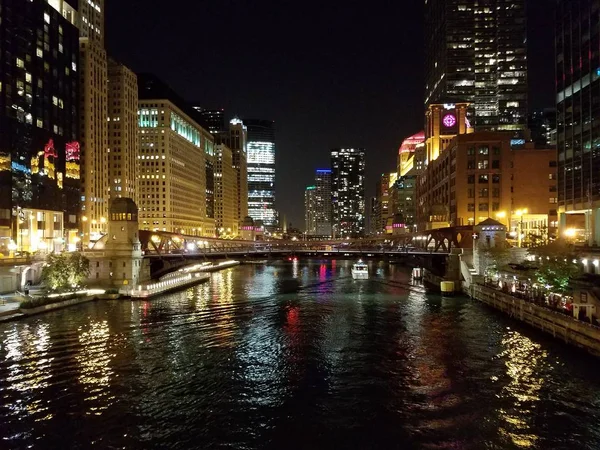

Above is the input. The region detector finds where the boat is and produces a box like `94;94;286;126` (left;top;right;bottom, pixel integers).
351;260;369;280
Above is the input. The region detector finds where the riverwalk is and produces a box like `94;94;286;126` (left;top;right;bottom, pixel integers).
469;283;600;357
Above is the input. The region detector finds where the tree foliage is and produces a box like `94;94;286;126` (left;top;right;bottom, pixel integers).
42;252;90;291
528;242;582;294
481;244;513;277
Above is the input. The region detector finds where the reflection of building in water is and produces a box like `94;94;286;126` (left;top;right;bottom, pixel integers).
497;331;544;448
76;320;114;415
3;324;53;419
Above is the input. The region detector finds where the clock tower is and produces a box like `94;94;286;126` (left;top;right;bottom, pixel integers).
425;102;473;163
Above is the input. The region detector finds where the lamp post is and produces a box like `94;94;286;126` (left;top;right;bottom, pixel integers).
515;209;528;248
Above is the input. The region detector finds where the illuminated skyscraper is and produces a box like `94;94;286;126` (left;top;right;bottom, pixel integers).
315;169;332;236
244;119;276;227
107;58;138;202
556;0;600;245
137;74;215;237
331;148;365;238
79;0;108;244
0;0;81;253
304;186;317;235
425;0;527;132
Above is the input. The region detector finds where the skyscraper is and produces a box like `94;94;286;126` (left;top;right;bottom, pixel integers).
425;0;527;132
0;0;81;253
304;186;317;235
79;0;108;244
214;143;236;236
331;148;365;238
556;0;600;245
137;74;214;236
314;169;332;236
244;119;276;227
192;107;226;134
107;58;138;203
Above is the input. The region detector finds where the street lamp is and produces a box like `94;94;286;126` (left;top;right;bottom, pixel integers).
515;208;528;248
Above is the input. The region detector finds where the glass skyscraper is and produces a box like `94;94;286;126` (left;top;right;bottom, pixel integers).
0;0;81;253
556;0;600;245
331;148;365;238
425;0;527;132
244;119;276;227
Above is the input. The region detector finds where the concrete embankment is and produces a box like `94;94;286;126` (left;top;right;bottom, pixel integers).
470;283;600;357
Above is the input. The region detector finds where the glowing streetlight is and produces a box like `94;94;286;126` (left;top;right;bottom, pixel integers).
514;209;528;247
564;228;577;238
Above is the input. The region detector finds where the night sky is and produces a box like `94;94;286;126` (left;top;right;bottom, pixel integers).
107;0;556;229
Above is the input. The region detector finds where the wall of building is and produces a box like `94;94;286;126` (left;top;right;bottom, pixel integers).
107;59;139;203
138;101;210;236
215;144;236;236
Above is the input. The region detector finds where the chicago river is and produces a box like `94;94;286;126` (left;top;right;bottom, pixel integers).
1;260;599;449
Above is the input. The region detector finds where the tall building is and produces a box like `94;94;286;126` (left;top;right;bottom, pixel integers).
314;169;332;236
375;173;392;234
398;131;425;177
214;118;248;230
416;131;558;242
78;0;104;45
192;107;225;134
304;186;317;235
244;119;276;227
556;0;600;245
214;144;236;237
0;0;81;254
528;108;557;149
137;74;214;236
331;148;366;238
107;58;138;203
79;0;108;244
425;0;527;132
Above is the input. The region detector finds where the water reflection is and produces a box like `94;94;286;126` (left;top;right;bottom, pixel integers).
496;329;545;448
3;323;53;420
75;320;115;415
0;261;599;449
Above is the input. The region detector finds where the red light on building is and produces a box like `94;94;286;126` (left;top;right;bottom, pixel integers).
44;139;57;159
66;141;80;161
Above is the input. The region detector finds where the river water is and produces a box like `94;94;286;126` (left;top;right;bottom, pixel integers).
1;259;600;449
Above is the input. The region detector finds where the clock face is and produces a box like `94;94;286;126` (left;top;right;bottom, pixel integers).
443;114;457;127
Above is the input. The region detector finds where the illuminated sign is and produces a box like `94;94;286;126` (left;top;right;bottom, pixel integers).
66;141;80;161
510;139;526;147
443;114;457;128
443;103;455;110
44;139;57;159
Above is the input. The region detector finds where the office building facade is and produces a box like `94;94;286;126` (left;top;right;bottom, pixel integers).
425;0;527;132
107;58;138;203
314;169;332;236
79;0;108;244
214;144;237;237
556;0;600;245
416;131;558;242
304;186;317;235
0;0;81;254
137;75;214;236
245;119;276;227
331;148;365;238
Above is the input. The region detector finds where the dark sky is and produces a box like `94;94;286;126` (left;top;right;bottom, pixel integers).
107;0;556;229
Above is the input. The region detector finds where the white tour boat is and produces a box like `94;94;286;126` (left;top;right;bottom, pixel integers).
351;260;369;280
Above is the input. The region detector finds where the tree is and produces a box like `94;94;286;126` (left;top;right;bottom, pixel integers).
480;244;513;279
528;242;582;294
42;252;90;291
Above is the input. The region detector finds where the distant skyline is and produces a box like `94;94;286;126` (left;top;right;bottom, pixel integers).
106;0;556;228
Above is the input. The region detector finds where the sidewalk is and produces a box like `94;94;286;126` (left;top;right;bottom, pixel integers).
0;293;26;317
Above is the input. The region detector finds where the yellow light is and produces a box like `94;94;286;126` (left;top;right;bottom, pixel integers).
496;211;506;219
100;217;107;223
564;228;576;238
82;216;88;222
